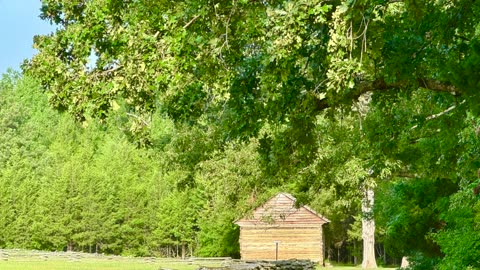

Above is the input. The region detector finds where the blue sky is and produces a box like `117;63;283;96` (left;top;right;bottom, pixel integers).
0;0;55;75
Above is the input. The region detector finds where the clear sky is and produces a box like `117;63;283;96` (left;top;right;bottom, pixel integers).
0;0;55;75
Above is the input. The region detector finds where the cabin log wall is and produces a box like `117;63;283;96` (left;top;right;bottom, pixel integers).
239;227;324;263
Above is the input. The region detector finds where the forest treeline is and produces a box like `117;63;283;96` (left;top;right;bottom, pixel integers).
2;0;480;269
0;72;260;257
0;72;373;261
0;71;380;263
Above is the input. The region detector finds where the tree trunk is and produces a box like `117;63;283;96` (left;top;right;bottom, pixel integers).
354;241;358;265
181;243;186;260
327;245;332;262
362;187;377;269
67;241;74;252
400;257;410;268
383;244;387;266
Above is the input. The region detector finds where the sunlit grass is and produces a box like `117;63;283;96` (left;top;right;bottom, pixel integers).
0;260;213;270
0;261;161;270
0;260;398;270
0;250;397;270
0;255;219;270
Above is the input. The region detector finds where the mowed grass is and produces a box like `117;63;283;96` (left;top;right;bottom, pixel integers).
0;250;217;270
0;261;166;270
0;261;397;270
0;250;397;270
0;259;215;270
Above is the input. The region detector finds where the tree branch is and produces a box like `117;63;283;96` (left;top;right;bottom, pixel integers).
393;171;419;179
183;15;200;29
90;65;123;80
126;112;151;126
417;78;458;94
410;100;465;129
313;77;459;112
426;100;465;121
100;65;123;75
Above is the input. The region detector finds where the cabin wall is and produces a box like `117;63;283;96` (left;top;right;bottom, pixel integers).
239;226;324;264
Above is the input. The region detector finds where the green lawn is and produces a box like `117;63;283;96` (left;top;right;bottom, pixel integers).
0;256;221;270
0;260;211;270
0;261;160;270
0;250;397;270
0;261;397;270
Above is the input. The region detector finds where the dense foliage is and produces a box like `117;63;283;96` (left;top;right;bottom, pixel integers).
0;72;273;257
1;0;479;268
0;72;375;262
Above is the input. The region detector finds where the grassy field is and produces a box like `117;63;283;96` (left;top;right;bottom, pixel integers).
0;262;397;270
0;261;174;270
0;249;396;270
0;258;215;270
0;260;397;270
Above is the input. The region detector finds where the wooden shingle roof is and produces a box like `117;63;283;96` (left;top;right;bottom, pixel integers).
235;192;330;228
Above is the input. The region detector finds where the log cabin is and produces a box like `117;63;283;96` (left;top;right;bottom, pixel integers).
235;192;330;264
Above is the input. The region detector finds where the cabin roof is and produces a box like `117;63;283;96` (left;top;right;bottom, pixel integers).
235;192;330;227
